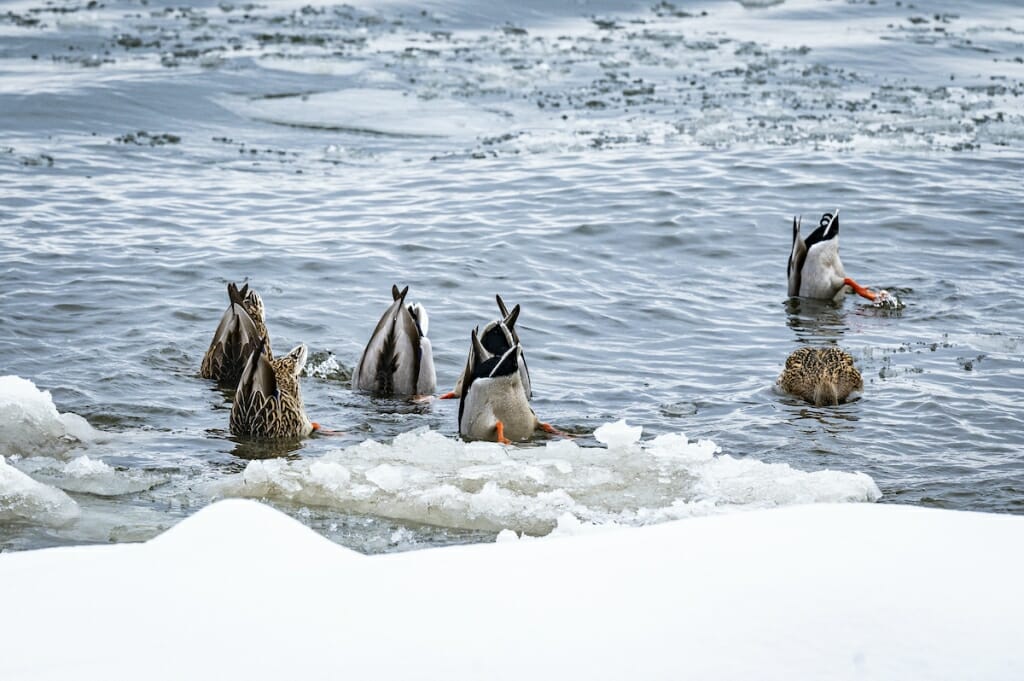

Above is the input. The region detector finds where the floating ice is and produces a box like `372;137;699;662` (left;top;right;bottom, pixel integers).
593;419;643;447
0;376;100;459
0;455;80;527
15;455;168;497
220;88;509;139
215;425;881;536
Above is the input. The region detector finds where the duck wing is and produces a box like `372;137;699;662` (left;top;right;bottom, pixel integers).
230;337;277;435
201;303;260;386
353;289;422;396
787;216;808;297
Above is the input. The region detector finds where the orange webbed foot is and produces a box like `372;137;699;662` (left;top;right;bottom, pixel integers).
843;277;878;301
496;420;512;445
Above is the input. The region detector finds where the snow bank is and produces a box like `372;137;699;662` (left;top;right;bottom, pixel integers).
0;375;99;458
0;455;79;526
216;421;880;535
0;499;1020;680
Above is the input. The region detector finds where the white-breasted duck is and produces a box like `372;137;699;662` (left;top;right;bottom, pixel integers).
788;211;882;301
441;294;531;400
458;328;555;444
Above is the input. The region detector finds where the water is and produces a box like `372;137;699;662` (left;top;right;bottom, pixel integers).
1;0;1022;553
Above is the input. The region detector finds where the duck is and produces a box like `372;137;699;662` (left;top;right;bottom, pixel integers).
200;282;271;388
777;346;863;406
351;285;436;397
230;337;313;438
788;210;882;302
458;328;556;444
441;294;532;400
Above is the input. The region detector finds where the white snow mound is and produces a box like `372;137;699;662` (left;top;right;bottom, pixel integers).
0;500;1021;680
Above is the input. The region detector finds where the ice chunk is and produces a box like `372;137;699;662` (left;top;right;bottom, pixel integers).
15;456;167;496
593;419;643;447
0;455;79;526
0;376;100;458
214;424;881;537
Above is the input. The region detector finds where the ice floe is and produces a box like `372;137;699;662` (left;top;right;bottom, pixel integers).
220;88;510;138
216;421;880;535
0;375;99;459
15;455;168;497
0;498;1021;680
0;455;79;527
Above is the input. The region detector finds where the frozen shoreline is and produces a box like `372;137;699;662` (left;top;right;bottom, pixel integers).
1;498;1020;680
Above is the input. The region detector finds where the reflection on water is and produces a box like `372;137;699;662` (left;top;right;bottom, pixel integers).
784;297;849;344
230;438;307;461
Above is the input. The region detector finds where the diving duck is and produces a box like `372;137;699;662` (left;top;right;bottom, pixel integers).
442;294;532;399
458;328;556;444
351;285;436;397
788;211;883;302
200;282;271;388
777;346;863;407
230;337;313;438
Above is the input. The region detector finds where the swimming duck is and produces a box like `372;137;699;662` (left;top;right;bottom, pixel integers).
788;211;882;301
441;295;532;399
351;285;436;397
230;337;313;438
200;282;272;388
458;328;555;444
777;346;863;406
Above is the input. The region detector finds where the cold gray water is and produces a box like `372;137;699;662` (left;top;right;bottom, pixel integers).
1;0;1022;553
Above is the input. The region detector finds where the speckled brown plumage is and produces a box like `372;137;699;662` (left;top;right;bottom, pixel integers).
200;282;272;387
230;340;312;439
778;347;863;406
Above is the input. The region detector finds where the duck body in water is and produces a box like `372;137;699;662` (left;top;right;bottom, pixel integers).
788;211;883;302
777;346;863;406
230;338;313;439
352;285;436;397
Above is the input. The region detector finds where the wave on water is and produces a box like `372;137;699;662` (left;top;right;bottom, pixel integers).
216;420;881;536
0;375;100;459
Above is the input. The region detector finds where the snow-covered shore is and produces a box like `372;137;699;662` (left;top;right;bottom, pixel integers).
1;499;1020;680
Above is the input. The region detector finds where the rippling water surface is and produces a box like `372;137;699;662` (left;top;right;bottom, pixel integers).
1;0;1022;552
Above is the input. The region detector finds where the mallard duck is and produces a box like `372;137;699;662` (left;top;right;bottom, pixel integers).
200;282;272;388
458;328;555;444
351;285;436;397
441;294;532;399
788;211;881;301
230;338;313;438
777;346;863;406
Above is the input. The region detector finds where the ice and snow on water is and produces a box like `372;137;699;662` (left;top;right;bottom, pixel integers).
0;375;100;459
0;455;79;527
216;421;880;535
220;88;513;139
15;455;168;497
